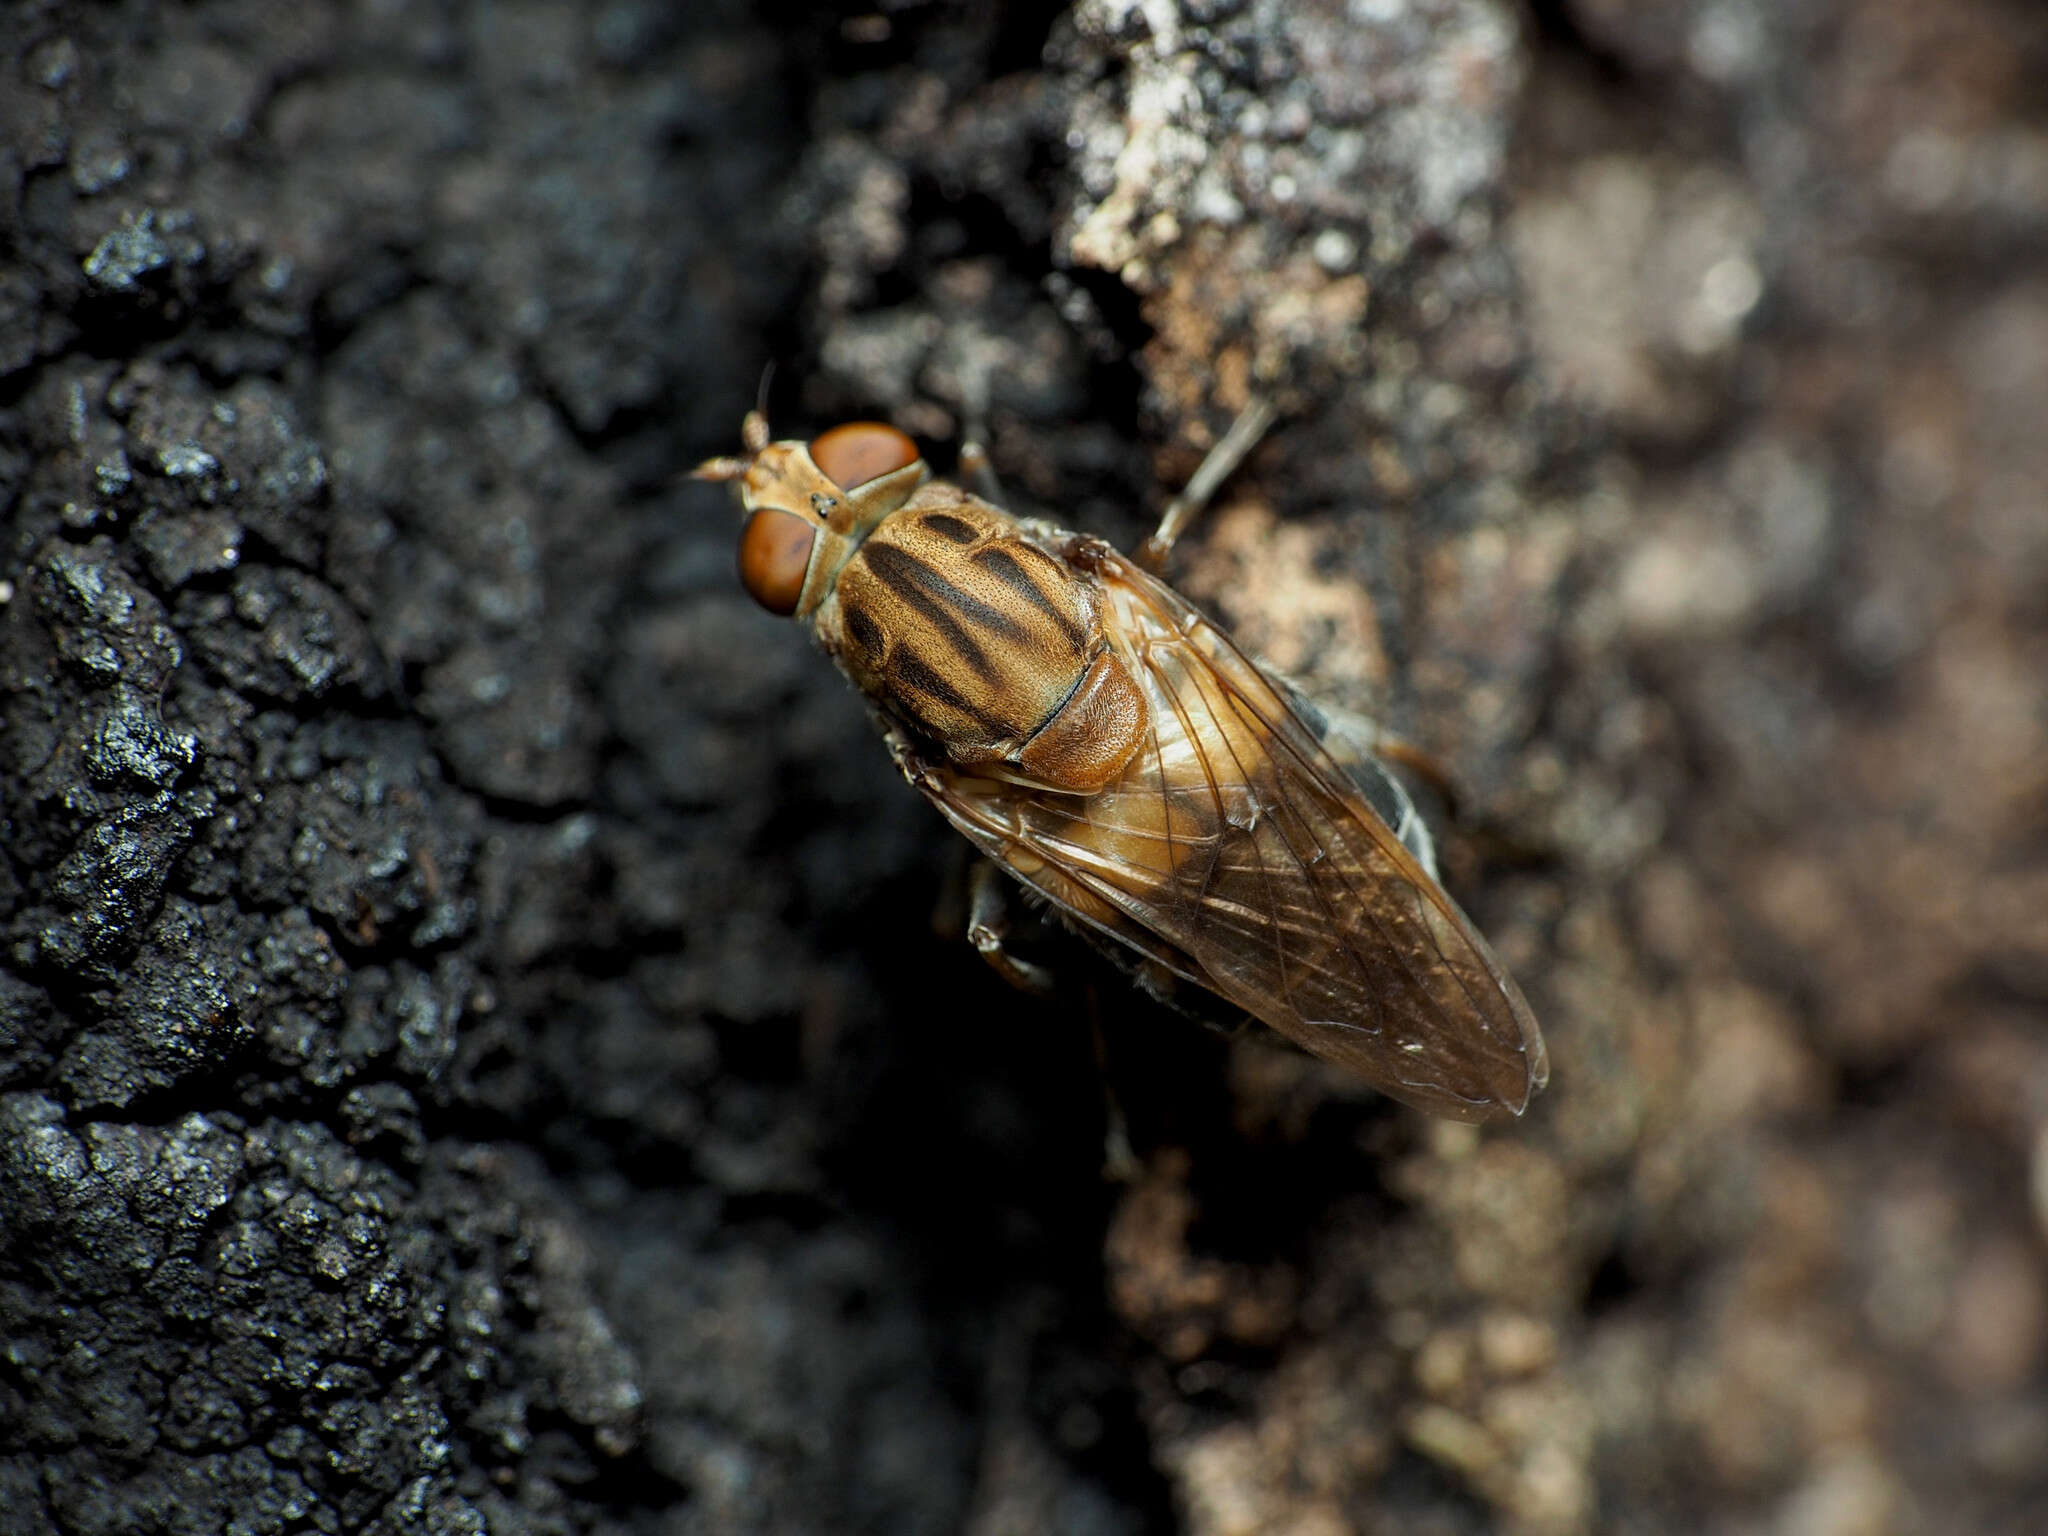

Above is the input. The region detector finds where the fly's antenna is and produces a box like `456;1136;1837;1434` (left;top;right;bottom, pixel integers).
690;369;778;482
689;453;749;483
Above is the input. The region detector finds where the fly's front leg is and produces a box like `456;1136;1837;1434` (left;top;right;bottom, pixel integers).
884;726;939;792
957;434;1005;505
957;370;1007;504
1133;396;1279;571
967;859;1057;996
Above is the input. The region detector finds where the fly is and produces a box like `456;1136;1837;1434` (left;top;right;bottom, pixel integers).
694;409;1548;1121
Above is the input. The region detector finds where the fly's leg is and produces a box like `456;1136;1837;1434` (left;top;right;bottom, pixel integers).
1371;735;1463;823
966;859;1058;996
957;371;1007;503
894;732;1057;993
957;435;1006;505
1313;703;1450;877
960;857;1140;1178
1133;396;1279;572
1258;665;1454;877
933;844;1057;996
1085;983;1143;1182
961;867;1136;1177
1132;396;1464;843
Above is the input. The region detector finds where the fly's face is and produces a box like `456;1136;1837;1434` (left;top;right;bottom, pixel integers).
700;415;1150;795
697;412;932;620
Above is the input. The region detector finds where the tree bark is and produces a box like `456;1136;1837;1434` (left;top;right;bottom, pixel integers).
3;2;2045;1532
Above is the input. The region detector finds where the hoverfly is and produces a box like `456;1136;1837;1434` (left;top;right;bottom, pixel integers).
694;409;1548;1121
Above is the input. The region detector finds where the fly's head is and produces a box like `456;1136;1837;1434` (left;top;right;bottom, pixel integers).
693;412;930;621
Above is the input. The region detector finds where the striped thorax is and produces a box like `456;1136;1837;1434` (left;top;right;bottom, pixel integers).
695;414;1147;794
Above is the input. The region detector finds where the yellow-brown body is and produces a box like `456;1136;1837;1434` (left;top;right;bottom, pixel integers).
697;414;1549;1123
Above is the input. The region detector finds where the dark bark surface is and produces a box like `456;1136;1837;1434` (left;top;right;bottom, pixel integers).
2;2;2044;1533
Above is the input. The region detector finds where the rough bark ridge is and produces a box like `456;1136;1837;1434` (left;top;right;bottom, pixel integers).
3;1;2045;1533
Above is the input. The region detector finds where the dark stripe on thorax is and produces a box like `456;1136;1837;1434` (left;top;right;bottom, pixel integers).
844;603;884;661
918;512;979;544
973;545;1088;650
861;542;1027;677
891;648;1012;734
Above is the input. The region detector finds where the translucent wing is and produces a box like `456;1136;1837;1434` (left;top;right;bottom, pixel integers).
902;541;1548;1121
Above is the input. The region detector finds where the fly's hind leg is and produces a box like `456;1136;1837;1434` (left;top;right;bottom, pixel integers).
1134;396;1279;571
1259;667;1455;878
1315;703;1452;878
1369;735;1463;823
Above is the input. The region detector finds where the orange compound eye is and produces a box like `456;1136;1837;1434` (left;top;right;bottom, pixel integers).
737;508;817;616
809;421;920;490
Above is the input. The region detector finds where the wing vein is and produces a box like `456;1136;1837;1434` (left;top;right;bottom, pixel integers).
1153;634;1299;1013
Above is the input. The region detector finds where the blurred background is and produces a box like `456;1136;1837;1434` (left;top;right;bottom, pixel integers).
1;2;2044;1532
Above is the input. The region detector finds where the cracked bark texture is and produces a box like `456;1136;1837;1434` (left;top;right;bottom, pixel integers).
2;2;2044;1533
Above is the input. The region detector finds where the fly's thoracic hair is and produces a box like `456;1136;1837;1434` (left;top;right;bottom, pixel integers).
695;413;1548;1123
